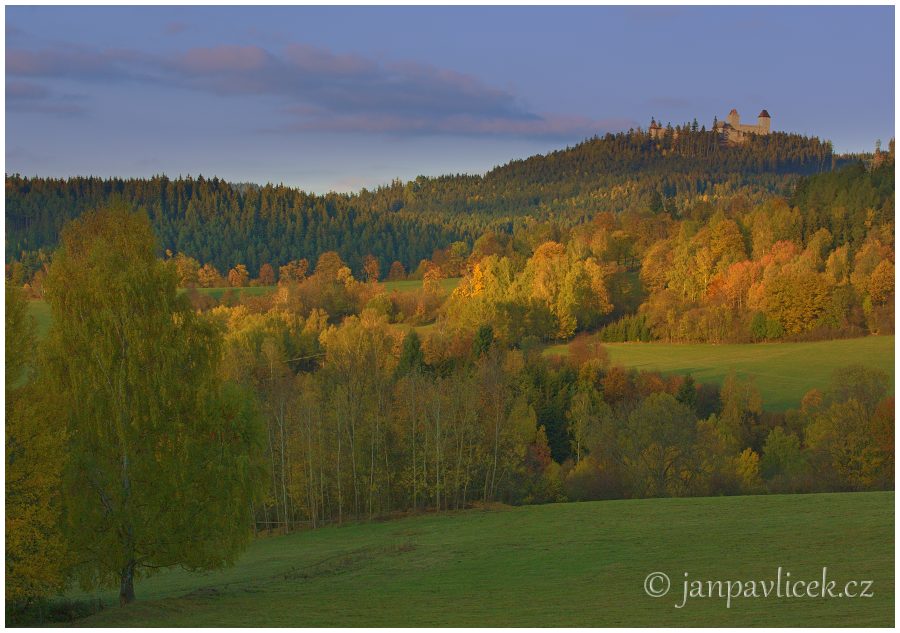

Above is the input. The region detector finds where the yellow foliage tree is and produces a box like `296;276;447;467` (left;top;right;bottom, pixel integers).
171;253;200;287
868;259;894;304
278;258;309;284
228;263;250;287
197;262;224;287
258;262;275;286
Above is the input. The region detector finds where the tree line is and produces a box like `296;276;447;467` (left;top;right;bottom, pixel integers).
437;158;894;344
7;128;847;282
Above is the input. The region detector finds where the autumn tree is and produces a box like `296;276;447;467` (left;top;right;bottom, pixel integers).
362;254;381;283
278;258;309;284
640;239;673;294
319;311;396;520
422;262;444;294
197;262;225;287
170;253;200;287
228;263;250;287
387;260;407;281
763;269;831;335
39;206;266;605
868;259;894;305
258;262;275;286
314;251;346;282
445;255;516;331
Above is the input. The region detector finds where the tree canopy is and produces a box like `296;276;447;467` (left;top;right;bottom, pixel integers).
37;205;266;604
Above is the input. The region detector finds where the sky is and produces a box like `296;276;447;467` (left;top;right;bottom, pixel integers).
5;5;895;193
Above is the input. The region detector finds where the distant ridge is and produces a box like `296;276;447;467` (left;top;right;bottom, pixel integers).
7;127;850;276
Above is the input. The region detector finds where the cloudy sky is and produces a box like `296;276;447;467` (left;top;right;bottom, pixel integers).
6;5;895;193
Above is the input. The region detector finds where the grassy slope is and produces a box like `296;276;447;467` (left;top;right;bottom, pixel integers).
382;277;461;293
75;492;892;627
186;285;274;301
545;336;895;411
26;298;52;340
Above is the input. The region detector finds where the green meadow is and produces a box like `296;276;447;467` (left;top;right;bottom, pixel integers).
545;336;895;411
72;492;893;627
382;276;461;292
26;298;53;340
185;285;275;302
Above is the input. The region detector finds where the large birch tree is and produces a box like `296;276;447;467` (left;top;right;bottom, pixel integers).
39;205;265;605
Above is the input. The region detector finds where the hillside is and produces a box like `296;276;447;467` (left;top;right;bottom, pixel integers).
544;335;894;411
64;492;893;627
6;129;842;278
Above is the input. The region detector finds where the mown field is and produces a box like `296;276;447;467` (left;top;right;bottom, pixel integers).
544;336;895;411
382;277;461;293
70;492;893;627
184;285;275;302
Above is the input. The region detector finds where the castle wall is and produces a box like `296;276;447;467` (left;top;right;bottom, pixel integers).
720;109;771;139
736;123;765;135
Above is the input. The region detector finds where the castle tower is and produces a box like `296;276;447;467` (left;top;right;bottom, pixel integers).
727;108;740;128
757;110;771;134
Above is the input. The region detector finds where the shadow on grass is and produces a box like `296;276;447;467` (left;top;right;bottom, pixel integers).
7;596;104;626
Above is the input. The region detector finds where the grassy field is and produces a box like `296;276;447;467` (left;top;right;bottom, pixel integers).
382;277;461;293
26;297;53;340
70;492;892;626
186;285;275;301
545;336;894;411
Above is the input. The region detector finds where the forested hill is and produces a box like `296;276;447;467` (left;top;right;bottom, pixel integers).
6;128;845;278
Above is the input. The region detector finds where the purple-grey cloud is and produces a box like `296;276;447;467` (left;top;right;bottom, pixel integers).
7;41;627;138
6;80;86;116
7;81;51;100
7;46;155;81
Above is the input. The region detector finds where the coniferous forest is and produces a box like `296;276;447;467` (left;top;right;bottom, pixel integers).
7;129;845;279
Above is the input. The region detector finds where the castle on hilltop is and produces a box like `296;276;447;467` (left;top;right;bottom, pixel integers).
648;108;771;144
714;108;771;143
